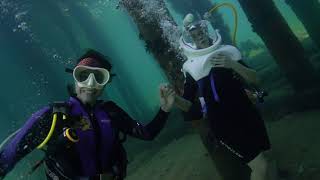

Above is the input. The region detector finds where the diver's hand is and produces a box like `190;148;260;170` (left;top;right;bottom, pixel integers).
174;95;192;112
210;54;234;69
159;83;176;112
245;89;258;104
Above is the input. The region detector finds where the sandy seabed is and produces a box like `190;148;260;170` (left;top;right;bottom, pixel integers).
127;110;320;180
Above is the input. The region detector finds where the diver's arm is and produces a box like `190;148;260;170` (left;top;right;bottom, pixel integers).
231;60;259;85
174;95;192;112
0;107;52;178
106;102;169;141
210;55;259;85
174;74;203;121
174;73;196;112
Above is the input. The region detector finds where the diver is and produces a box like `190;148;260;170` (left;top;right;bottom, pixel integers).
174;14;276;180
0;49;176;180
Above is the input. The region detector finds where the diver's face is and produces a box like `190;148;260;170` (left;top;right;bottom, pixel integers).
73;65;110;106
75;83;104;106
189;28;210;49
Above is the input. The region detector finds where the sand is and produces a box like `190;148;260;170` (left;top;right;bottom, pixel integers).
127;109;320;180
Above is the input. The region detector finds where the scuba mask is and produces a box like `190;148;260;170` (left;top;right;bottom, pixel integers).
73;65;110;89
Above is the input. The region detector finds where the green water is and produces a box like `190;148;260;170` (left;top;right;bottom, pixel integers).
0;0;318;179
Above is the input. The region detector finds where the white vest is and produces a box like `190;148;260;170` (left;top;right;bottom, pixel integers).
181;45;242;81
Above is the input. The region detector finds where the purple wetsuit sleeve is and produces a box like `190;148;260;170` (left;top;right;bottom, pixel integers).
0;106;52;177
106;102;169;141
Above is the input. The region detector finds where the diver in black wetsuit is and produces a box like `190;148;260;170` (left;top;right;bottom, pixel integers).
174;14;276;180
0;49;176;180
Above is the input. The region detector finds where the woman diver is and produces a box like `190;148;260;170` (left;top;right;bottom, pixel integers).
0;49;176;180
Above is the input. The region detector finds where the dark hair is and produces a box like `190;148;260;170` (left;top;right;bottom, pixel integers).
66;49;115;97
77;49;112;71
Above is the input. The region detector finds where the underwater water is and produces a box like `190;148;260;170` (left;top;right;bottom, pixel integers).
0;0;320;179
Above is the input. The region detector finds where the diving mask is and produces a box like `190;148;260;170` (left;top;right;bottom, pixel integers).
73;65;110;89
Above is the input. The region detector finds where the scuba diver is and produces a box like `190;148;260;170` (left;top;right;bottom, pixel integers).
0;49;176;180
174;14;275;180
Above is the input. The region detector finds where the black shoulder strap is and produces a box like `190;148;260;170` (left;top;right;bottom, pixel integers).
36;101;71;150
30;102;71;174
51;101;70;115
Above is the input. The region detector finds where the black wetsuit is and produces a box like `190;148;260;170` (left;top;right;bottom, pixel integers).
183;63;271;163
